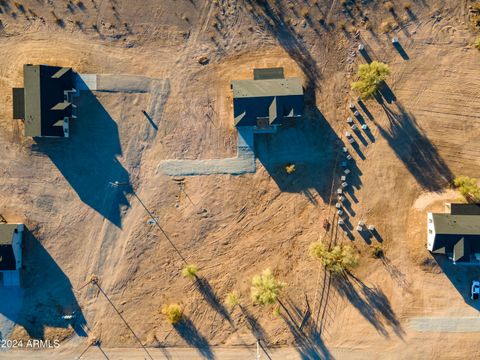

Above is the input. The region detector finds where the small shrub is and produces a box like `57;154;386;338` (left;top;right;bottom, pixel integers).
453;176;480;202
300;7;309;18
371;245;384;259
285;163;296;174
225;291;240;309
384;1;394;11
380;20;392;33
181;264;198;279
404;2;412;10
474;37;480;50
351;61;390;99
309;242;359;273
182;14;189;22
161;303;183;324
251;269;285;306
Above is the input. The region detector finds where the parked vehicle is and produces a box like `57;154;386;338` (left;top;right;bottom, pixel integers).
471;280;480;300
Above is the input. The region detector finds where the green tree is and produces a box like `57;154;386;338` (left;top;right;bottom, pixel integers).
181;264;198;279
453;176;480;202
351;61;391;99
251;269;285;306
309;242;359;273
161;303;183;324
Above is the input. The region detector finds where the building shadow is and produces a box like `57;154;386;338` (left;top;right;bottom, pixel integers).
174;317;215;359
32;83;132;228
376;102;453;191
333;272;404;339
256;106;341;204
432;255;480;311
0;227;87;339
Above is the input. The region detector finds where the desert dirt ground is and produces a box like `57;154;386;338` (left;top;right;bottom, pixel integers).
1;0;480;359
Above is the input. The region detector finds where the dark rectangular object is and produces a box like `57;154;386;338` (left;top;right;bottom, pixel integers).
12;88;25;119
254;67;285;80
451;203;480;216
0;245;16;270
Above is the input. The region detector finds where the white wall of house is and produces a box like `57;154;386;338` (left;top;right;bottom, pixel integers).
427;213;435;251
12;224;23;270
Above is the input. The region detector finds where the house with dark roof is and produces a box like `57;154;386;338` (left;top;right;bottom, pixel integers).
231;68;304;133
13;64;77;137
427;203;480;264
0;223;24;286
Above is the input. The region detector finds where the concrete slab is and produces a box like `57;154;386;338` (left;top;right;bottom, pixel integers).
408;317;480;332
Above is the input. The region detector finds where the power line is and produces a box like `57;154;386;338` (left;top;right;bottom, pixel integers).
110;181;188;265
89;277;155;360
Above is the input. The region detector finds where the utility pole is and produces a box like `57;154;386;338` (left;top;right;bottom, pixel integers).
110;181;188;265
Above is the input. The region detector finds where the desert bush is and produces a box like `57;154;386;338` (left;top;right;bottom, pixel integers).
453;176;480;202
475;37;480;50
404;2;412;10
384;1;394;11
309;242;359;273
371;245;384;259
181;264;198;279
380;20;393;33
225;291;240;309
300;7;309;18
161;303;183;324
285;163;296;174
351;61;390;99
251;269;285;306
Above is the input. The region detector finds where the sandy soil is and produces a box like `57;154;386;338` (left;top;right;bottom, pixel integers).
0;0;480;359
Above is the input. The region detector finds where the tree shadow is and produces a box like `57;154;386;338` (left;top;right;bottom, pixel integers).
280;297;334;359
195;277;234;327
375;102;453;191
0;227;87;339
334;273;404;339
174;317;215;359
239;305;269;343
432;255;480;311
380;254;408;289
245;0;322;89
31;81;132;228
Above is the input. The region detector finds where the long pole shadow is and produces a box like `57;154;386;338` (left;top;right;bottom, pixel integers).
393;40;410;60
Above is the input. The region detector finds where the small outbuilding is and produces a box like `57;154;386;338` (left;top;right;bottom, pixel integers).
230;67;303;133
427;203;480;264
0;223;24;286
13;64;77;137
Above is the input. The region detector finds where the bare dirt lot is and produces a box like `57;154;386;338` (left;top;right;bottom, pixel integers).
1;0;480;359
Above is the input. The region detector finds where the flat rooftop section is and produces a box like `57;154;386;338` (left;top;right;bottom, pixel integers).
23;64;73;137
231;77;303;98
450;203;480;215
432;214;480;235
253;67;284;80
0;224;17;245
